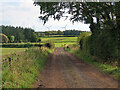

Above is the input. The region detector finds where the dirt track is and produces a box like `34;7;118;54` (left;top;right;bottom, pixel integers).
34;48;118;88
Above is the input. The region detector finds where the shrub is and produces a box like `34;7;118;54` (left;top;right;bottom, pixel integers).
10;36;15;43
45;41;55;49
32;32;39;42
0;33;9;43
26;42;31;48
20;40;23;43
1;43;43;48
82;36;91;53
78;29;119;62
90;29;119;61
38;38;41;42
77;32;91;44
78;32;91;53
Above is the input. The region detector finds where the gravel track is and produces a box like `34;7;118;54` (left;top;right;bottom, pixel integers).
34;47;118;88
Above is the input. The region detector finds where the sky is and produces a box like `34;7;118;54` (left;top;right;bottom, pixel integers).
0;0;90;32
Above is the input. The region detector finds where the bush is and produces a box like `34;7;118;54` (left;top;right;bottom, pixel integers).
10;36;15;43
1;43;43;48
0;33;9;43
82;36;91;53
78;32;91;53
45;41;55;49
89;29;119;61
78;29;119;62
26;42;31;48
77;32;91;44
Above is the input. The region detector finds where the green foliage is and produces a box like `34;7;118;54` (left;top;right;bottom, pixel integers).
26;42;31;48
0;33;9;43
20;40;23;43
38;30;82;36
34;2;119;30
57;30;64;35
77;29;119;62
35;2;119;62
80;36;91;53
1;25;35;42
1;43;41;48
77;32;91;44
2;47;53;88
89;29;119;61
77;32;91;51
38;38;41;42
32;32;39;42
10;36;15;43
45;41;55;49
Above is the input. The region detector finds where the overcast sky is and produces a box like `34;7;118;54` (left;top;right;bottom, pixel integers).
0;0;90;32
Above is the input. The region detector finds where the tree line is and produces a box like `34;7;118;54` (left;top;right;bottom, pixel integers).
37;30;84;37
0;25;84;43
0;25;39;43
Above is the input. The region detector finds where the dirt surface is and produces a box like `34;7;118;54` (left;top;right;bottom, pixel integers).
34;47;119;88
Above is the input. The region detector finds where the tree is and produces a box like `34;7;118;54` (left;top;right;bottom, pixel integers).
57;30;63;35
34;2;119;60
10;36;15;43
1;25;35;42
0;33;9;43
34;2;118;33
32;32;39;42
38;38;41;42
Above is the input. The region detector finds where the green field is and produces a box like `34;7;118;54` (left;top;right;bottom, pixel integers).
1;48;26;56
1;37;78;55
41;37;78;47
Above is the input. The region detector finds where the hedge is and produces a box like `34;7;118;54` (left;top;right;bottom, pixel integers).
1;43;43;48
78;30;119;62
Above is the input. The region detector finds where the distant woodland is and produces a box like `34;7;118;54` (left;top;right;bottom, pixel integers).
0;25;86;43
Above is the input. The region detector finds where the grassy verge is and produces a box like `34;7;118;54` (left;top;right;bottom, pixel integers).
66;47;120;81
2;47;54;88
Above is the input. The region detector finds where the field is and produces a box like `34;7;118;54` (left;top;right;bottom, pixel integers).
1;48;26;56
1;37;78;55
41;37;78;47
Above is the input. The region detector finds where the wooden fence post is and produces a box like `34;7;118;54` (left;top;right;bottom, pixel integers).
8;57;12;70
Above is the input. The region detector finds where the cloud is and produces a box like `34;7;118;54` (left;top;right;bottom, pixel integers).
1;0;40;27
0;0;90;31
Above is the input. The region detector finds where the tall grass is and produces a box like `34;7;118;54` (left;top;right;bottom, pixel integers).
2;47;54;88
